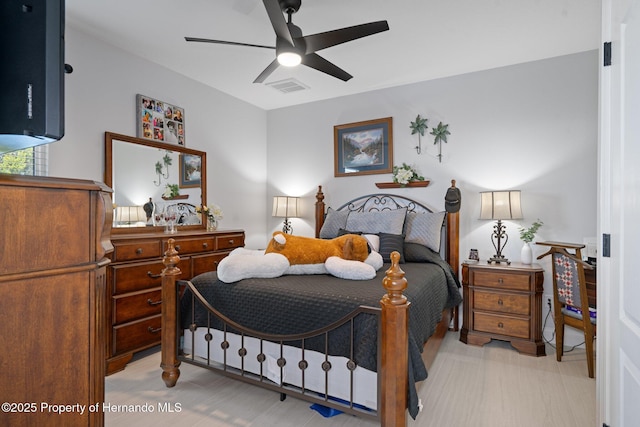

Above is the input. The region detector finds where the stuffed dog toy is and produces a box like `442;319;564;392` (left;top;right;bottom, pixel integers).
217;232;383;283
264;232;370;264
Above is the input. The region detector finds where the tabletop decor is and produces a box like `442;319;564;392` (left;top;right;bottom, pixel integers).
198;203;224;230
518;219;543;264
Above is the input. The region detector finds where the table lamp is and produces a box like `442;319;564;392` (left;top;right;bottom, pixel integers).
272;196;299;234
479;190;523;264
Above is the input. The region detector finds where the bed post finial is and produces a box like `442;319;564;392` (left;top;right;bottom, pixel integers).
380;250;409;426
161;238;182;388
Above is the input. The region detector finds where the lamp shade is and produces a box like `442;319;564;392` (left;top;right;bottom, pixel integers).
272;196;299;218
114;206;147;224
479;191;523;220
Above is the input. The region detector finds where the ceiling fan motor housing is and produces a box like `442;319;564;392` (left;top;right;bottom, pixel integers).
278;0;301;15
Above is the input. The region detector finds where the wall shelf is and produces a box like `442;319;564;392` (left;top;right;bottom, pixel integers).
375;181;430;189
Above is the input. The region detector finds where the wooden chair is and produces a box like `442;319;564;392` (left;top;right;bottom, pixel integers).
536;241;596;378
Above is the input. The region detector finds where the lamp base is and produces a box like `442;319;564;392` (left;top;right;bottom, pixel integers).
487;255;511;265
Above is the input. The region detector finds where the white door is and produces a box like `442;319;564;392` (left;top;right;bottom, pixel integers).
600;0;640;425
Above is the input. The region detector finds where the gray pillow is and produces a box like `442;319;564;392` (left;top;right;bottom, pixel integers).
345;207;407;235
378;233;405;263
404;211;446;252
318;207;349;239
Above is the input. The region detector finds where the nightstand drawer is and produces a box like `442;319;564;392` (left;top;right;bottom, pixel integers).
113;288;162;324
473;289;530;315
473;270;531;291
473;312;530;339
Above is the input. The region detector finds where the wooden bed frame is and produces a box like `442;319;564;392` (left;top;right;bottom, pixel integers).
160;181;460;427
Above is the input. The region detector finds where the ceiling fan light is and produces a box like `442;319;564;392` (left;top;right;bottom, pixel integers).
277;52;302;67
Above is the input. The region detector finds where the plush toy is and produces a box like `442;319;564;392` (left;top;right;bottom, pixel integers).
265;232;370;264
217;232;383;283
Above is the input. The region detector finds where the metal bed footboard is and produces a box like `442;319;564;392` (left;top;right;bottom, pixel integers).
176;279;382;421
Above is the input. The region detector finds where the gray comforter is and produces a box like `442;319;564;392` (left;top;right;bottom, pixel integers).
179;250;461;418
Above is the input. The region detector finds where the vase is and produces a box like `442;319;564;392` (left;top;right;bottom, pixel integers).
520;242;532;265
207;217;217;231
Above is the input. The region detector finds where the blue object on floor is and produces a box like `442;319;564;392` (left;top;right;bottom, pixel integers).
310;403;344;418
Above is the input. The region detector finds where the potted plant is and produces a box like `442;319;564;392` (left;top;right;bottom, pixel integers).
392;163;425;186
518;219;543;264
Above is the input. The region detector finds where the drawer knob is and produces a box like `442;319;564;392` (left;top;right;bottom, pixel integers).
202;242;208;248
175;245;181;251
147;271;163;279
498;322;504;328
147;298;162;306
498;278;504;284
498;299;504;306
148;326;161;334
228;239;234;245
136;248;143;255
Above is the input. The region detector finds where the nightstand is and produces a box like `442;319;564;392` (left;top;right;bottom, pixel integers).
460;261;545;356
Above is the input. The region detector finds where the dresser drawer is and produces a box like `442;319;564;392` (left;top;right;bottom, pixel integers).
113;288;162;324
168;237;215;255
472;270;531;291
113;240;163;262
113;315;162;355
192;252;229;276
473;312;530;339
216;233;244;250
112;258;191;294
473;289;530;316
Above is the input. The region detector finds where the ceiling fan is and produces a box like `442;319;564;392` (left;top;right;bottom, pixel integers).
185;0;389;83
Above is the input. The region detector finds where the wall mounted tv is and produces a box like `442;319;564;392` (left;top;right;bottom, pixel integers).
0;0;67;154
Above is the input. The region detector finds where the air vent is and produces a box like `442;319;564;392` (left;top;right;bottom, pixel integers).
266;78;309;94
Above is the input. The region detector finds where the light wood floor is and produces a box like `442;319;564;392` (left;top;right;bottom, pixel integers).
105;332;596;427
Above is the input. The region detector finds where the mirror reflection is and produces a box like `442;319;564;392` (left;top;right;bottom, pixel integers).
105;132;207;232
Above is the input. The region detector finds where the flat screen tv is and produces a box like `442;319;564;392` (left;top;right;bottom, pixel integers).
0;0;66;154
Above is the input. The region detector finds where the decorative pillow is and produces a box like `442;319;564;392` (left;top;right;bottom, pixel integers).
404;211;446;252
319;207;349;239
378;233;405;263
345;208;407;235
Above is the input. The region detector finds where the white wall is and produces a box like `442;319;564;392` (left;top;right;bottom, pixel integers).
49;26;269;248
267;50;599;345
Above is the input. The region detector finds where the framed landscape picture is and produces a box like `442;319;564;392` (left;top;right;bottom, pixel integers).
137;94;185;146
179;153;202;188
334;117;393;177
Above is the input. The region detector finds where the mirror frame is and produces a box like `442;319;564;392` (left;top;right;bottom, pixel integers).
105;131;207;234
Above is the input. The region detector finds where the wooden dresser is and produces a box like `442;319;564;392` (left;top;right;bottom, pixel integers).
460;261;545;356
0;175;112;427
106;229;244;374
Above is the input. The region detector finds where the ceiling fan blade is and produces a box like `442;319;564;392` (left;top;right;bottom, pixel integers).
302;21;389;54
253;59;280;83
185;37;275;50
302;53;352;81
262;0;295;46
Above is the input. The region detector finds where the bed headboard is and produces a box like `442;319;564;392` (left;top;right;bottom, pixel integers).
315;180;460;277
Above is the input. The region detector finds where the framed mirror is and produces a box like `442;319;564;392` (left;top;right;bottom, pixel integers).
105;131;207;234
